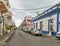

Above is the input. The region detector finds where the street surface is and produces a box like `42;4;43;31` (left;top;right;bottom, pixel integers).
1;29;60;46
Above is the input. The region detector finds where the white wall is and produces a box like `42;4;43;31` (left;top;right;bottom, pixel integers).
42;18;48;31
32;14;57;32
59;14;60;22
52;15;57;32
58;14;60;32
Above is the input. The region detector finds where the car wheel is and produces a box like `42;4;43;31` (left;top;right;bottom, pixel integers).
56;37;60;40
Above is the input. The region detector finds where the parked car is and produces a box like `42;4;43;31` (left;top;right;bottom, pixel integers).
31;29;42;36
22;27;27;32
24;28;28;32
56;32;60;39
27;28;32;33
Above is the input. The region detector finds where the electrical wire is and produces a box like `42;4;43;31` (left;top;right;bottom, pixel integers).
10;4;55;11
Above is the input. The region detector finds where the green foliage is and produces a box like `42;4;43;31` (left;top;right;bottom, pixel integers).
6;25;13;30
22;22;27;27
36;11;40;15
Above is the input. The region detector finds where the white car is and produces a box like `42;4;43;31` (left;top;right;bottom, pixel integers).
31;29;42;36
23;27;28;32
27;28;31;33
56;32;60;39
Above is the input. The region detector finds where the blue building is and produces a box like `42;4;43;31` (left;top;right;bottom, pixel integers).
31;3;60;36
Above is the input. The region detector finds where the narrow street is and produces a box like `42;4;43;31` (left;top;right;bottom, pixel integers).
1;29;60;46
0;0;60;46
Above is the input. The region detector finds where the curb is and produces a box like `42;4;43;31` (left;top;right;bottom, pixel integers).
0;31;15;44
42;34;56;39
42;34;52;38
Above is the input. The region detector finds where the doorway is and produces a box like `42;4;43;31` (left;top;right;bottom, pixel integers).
40;21;43;31
59;22;60;32
48;19;53;35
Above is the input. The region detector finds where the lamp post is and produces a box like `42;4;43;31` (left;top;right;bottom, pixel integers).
0;17;2;24
0;10;3;35
0;13;5;35
0;16;2;35
2;14;5;34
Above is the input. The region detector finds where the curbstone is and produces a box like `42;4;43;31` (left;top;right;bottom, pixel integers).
42;34;53;38
42;34;56;40
0;31;15;45
42;34;51;37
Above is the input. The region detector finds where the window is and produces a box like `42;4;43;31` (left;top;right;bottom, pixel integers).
59;22;60;32
40;21;43;30
27;20;31;21
33;23;35;29
36;23;38;29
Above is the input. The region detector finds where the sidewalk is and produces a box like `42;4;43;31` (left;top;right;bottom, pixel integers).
42;34;56;40
0;31;15;45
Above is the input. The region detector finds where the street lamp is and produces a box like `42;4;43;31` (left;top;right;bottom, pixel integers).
0;16;2;24
2;14;5;34
0;16;2;35
0;10;2;24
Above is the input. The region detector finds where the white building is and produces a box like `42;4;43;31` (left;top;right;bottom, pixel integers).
31;3;60;36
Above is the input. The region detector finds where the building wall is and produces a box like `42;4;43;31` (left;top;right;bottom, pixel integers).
58;14;60;32
32;20;38;30
32;14;57;35
42;14;57;32
31;3;60;36
52;14;57;32
0;0;13;35
4;0;10;8
25;16;32;28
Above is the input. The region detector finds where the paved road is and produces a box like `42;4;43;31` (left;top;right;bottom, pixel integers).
1;29;60;46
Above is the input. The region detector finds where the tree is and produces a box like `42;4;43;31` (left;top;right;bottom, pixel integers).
36;11;40;16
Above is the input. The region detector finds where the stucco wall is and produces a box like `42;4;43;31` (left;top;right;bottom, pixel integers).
32;14;57;32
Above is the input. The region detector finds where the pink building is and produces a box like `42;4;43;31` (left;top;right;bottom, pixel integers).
25;16;32;28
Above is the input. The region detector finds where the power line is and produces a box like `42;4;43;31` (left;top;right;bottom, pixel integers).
10;4;54;11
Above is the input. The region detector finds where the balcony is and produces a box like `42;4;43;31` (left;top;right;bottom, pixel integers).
0;2;8;14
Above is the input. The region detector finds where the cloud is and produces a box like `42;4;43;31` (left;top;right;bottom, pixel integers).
9;0;59;27
15;19;23;27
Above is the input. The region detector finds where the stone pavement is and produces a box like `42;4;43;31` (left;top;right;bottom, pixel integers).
0;31;15;45
3;29;60;46
42;33;56;40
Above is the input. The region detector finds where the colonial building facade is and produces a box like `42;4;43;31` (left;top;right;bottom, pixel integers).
0;0;14;35
19;16;32;32
31;3;60;36
25;16;32;28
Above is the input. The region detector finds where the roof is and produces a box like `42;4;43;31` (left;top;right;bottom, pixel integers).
32;3;60;22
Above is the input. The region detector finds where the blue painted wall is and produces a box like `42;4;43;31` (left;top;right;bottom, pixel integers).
31;3;60;36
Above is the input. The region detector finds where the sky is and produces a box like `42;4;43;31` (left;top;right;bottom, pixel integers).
9;0;60;27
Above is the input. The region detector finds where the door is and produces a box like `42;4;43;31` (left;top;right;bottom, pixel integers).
59;14;60;32
36;23;38;30
40;21;43;31
48;19;53;35
59;22;60;32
